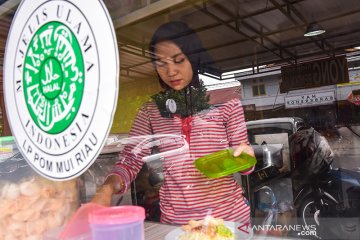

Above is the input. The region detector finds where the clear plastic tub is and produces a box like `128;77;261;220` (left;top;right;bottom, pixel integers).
0;136;79;239
88;206;145;240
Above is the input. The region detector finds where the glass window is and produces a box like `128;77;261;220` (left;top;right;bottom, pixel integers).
252;78;266;96
1;1;360;239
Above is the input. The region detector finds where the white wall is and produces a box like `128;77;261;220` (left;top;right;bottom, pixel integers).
237;68;360;110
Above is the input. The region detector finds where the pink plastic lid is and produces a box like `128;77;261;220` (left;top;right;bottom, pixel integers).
59;203;106;239
88;206;145;225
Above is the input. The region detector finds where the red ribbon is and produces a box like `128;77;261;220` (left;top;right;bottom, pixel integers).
175;115;193;144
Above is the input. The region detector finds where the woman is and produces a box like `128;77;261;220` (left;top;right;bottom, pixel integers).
92;21;254;225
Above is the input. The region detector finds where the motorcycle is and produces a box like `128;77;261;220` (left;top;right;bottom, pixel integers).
290;126;360;239
294;166;360;239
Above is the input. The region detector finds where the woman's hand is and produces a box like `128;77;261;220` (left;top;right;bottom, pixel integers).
91;184;114;206
91;175;123;206
233;142;255;175
233;142;255;157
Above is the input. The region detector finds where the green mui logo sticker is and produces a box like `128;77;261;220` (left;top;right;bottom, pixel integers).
4;0;118;180
23;21;84;134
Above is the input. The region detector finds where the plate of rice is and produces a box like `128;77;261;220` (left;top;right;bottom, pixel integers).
164;216;253;240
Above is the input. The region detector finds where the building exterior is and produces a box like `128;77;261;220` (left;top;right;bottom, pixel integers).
236;56;360;130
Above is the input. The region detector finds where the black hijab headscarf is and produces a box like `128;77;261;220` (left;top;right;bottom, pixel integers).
149;21;219;89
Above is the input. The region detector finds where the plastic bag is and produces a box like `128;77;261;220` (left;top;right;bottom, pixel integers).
254;184;296;237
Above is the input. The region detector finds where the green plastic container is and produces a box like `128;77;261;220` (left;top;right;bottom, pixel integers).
195;148;257;178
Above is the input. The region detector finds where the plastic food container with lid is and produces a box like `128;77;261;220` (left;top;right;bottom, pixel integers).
195;148;257;178
89;205;145;240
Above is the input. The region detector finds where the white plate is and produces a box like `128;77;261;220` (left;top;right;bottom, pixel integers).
164;221;253;240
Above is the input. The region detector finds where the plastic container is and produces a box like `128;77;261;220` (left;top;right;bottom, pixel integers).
0;136;79;239
0;136;17;161
58;203;105;240
89;206;145;240
195;148;257;178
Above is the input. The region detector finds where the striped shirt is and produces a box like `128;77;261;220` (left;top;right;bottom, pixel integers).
111;98;251;225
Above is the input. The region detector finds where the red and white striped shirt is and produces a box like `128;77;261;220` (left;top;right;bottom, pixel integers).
111;98;251;225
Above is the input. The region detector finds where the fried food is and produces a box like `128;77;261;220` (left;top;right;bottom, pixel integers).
180;216;234;240
0;176;78;240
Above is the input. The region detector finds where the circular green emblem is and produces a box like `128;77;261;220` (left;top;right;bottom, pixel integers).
23;21;84;134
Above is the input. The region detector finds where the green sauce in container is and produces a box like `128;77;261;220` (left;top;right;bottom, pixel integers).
194;148;257;178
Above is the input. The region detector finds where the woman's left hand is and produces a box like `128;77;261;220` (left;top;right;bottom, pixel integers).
233;142;254;157
233;143;255;175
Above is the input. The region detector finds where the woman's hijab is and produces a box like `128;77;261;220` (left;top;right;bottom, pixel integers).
149;21;220;89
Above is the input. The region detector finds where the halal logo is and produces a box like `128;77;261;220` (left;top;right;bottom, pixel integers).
5;0;119;180
23;21;84;134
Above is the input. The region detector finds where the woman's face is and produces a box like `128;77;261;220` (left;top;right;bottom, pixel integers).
154;40;193;90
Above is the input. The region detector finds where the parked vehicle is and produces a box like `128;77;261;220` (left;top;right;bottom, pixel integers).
245;117;304;236
291;127;360;239
246;117;360;239
246;117;304;186
295;167;360;239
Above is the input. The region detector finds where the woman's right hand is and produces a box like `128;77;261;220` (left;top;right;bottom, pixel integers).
91;175;123;206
